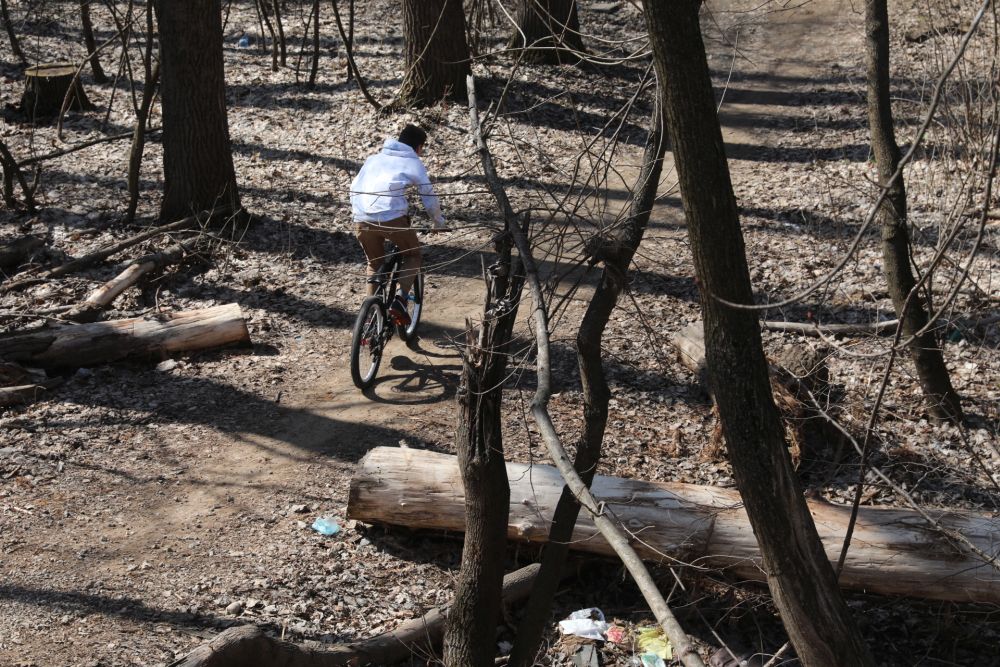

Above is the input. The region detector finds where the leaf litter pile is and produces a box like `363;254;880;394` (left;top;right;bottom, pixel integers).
1;1;999;665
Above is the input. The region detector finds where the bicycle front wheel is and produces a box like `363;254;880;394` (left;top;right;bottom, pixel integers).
350;296;386;390
397;273;424;343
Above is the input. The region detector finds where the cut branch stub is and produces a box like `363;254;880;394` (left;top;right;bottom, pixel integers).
21;63;93;118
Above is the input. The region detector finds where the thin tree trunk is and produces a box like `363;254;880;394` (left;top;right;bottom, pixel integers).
272;0;287;66
308;0;320;88
80;0;108;82
508;100;668;667
345;0;354;81
1;0;25;65
257;0;279;71
154;0;241;222
397;0;470;108
865;0;963;422
443;82;527;667
443;235;524;667
126;62;159;224
509;0;584;65
641;2;876;666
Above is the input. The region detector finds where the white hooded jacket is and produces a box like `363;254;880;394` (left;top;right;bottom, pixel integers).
349;139;445;227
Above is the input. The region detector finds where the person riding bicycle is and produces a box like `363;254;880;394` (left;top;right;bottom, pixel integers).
350;124;445;327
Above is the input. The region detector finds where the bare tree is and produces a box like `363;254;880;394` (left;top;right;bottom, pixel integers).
154;0;241;222
1;0;25;65
509;0;584;64
641;1;876;665
397;0;470;108
508;99;668;667
80;0;108;83
865;0;963;422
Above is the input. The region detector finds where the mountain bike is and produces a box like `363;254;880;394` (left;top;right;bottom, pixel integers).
349;242;424;390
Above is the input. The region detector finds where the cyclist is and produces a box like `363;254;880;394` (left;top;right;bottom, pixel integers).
350;124;445;327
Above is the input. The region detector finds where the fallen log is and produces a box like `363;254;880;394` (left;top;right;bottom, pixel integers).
171;564;540;667
0;379;63;407
66;240;193;322
0;208;224;293
0;304;249;370
349;447;1000;604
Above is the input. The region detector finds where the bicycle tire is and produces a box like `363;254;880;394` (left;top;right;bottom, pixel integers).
397;272;424;343
350;296;386;390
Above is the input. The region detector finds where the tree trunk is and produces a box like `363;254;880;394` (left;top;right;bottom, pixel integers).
0;304;249;370
308;0;320;88
509;0;584;64
79;0;108;83
508;101;668;667
350;447;1000;605
272;0;287;66
443;234;523;667
20;64;92;118
397;0;470;108
1;0;25;65
126;62;160;224
641;3;876;666
154;0;241;222
865;0;963;422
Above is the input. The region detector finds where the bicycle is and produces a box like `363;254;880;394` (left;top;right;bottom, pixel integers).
349;240;425;390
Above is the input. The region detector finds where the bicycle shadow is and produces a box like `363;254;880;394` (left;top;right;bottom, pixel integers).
361;337;463;405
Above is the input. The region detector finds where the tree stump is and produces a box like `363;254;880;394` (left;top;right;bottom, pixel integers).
20;63;92;117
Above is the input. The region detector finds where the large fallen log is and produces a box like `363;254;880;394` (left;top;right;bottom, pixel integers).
0;304;249;370
349;447;1000;604
171;564;540;667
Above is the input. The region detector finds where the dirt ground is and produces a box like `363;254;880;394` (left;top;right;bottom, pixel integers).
2;1;999;665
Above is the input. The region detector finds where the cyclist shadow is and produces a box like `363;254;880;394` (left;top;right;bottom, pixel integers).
361;337;463;405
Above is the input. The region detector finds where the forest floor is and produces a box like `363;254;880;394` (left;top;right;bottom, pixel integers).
2;0;999;666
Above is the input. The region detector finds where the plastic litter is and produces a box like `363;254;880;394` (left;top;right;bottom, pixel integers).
637;626;672;659
311;517;341;536
639;654;666;667
572;644;601;667
606;624;627;643
558;608;608;640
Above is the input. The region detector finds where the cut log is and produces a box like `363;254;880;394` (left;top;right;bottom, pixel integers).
349;447;1000;604
21;63;92;117
0;304;250;370
172;564;540;667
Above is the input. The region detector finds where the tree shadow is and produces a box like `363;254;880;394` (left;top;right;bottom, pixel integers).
55;367;451;464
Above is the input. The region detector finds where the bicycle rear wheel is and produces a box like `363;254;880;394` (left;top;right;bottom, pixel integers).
350;296;386;389
397;273;424;343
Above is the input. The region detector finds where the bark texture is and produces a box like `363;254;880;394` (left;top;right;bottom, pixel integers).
155;0;241;222
443;233;523;667
350;448;1000;604
397;0;470;108
642;2;876;665
865;0;963;422
0;304;249;370
510;0;584;64
508;102;668;667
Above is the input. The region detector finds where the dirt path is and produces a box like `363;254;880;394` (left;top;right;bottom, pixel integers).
4;2;942;665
